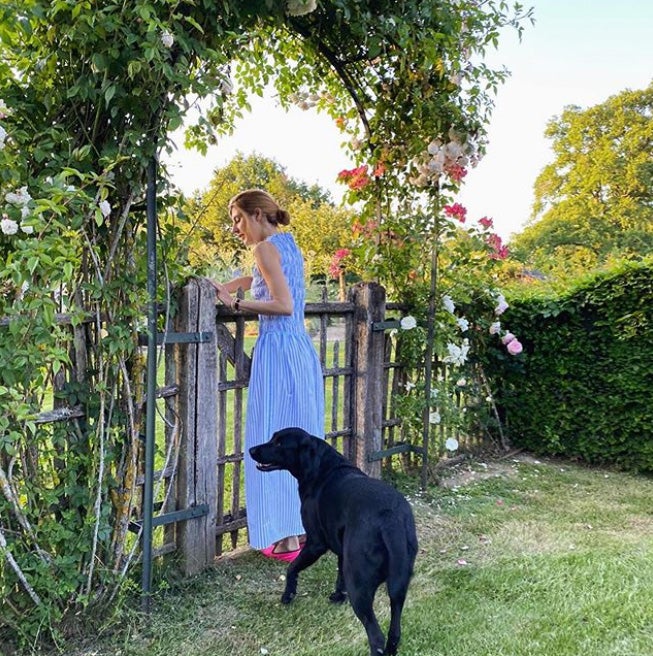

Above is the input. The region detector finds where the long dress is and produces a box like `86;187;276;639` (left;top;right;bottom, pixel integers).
244;232;325;549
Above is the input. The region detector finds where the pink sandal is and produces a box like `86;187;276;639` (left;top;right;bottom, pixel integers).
260;544;301;563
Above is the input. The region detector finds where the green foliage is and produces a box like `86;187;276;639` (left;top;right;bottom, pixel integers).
511;83;653;277
484;259;653;471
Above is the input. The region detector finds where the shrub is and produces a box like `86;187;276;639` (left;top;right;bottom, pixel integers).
484;259;653;471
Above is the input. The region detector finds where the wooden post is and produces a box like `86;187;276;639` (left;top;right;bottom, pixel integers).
349;282;386;478
175;278;218;575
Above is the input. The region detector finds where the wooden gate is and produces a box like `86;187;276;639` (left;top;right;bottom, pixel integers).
167;278;409;574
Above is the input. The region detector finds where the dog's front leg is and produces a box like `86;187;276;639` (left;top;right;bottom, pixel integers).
329;553;347;604
281;544;326;605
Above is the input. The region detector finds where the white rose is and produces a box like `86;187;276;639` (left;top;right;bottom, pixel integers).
287;0;317;16
445;438;459;452
1;217;19;235
400;315;417;330
161;31;174;48
6;186;32;206
442;294;455;314
99;200;111;218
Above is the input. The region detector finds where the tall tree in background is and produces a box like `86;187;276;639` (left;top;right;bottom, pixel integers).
182;152;353;282
511;83;653;276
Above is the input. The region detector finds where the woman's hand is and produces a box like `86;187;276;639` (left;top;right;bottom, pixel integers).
206;279;234;308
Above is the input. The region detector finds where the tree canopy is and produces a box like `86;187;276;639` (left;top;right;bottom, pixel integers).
510;83;653;277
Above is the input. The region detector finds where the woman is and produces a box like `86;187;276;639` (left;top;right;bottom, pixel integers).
209;189;325;562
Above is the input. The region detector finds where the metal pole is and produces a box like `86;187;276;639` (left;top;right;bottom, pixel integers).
421;212;439;489
141;154;157;612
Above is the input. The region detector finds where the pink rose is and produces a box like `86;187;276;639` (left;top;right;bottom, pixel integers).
501;332;515;345
507;339;523;355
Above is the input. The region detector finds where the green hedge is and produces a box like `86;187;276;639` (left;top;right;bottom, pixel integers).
485;259;653;472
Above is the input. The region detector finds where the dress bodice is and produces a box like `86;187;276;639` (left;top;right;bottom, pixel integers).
251;232;306;334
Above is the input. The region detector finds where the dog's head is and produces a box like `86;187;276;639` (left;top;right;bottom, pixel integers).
249;427;323;481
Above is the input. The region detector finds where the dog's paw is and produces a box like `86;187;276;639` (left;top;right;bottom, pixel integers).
280;591;296;605
328;590;347;604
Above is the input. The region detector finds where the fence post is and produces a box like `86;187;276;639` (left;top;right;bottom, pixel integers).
349;282;386;478
175;278;218;575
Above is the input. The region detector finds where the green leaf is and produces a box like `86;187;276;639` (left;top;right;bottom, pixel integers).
104;84;116;104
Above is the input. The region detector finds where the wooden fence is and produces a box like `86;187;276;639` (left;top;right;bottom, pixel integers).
6;277;502;584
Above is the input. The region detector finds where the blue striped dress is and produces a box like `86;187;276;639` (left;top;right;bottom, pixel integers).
245;232;325;549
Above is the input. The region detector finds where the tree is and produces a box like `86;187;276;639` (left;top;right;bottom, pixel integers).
511;83;653;276
180;152;354;282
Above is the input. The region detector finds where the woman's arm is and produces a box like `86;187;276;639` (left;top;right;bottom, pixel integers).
221;276;252;294
207;243;293;315
242;241;293;315
206;275;251;307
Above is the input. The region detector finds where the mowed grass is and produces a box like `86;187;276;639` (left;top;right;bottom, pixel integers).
62;455;653;656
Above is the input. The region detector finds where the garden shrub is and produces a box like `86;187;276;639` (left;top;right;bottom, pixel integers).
485;259;653;471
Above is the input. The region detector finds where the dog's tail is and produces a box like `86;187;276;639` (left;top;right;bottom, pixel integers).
383;508;418;597
382;507;418;655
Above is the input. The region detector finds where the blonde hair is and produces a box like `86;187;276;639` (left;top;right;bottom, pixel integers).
228;189;291;226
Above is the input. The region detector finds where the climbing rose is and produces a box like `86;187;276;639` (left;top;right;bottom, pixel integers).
5;186;32;206
442;339;470;366
1;216;19;235
337;165;370;191
429;410;441;425
486;233;509;259
287;0;317;16
494;295;509;315
445;162;467;182
400;316;417;330
443;202;467;223
0;125;6;149
328;248;350;278
507;339;523;355
501;332;516;345
442;294;455;314
99;200;111;218
445;437;459;451
161;31;174;48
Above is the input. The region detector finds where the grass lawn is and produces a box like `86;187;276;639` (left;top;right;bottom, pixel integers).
62;454;653;656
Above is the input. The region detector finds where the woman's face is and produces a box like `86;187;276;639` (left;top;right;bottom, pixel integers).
230;204;260;246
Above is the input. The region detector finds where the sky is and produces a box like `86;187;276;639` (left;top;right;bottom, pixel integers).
166;0;653;241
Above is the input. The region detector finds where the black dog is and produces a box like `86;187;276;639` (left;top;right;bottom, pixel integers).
249;427;418;656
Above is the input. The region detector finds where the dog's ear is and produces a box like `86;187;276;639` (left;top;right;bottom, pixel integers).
298;434;320;479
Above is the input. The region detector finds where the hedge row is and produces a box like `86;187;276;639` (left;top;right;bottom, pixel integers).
485;259;653;472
